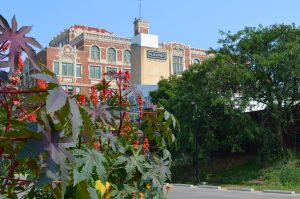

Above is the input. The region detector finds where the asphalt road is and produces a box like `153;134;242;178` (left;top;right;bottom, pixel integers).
167;186;299;199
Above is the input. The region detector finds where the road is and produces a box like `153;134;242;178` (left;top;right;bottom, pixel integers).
167;186;298;199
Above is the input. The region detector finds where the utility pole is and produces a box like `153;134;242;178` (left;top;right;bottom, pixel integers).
191;101;201;184
139;0;143;19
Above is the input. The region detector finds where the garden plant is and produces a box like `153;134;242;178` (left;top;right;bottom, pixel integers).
0;15;178;198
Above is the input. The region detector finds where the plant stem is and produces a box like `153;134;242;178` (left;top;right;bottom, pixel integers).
0;158;19;194
4;96;11;134
117;112;126;136
0;89;47;94
19;103;45;121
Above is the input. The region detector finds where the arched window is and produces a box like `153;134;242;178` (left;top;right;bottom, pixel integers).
192;58;201;64
91;45;100;59
123;50;131;65
107;47;116;63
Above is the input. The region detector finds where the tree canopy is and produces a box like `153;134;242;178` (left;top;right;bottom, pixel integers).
151;23;300;161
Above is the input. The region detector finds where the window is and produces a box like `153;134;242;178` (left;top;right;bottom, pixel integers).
53;62;59;75
62;85;73;94
192;58;201;64
76;64;81;77
123;50;131;65
107;48;116;63
76;86;81;94
91;45;100;60
62;63;73;76
67;85;73;95
90;65;101;79
173;56;183;74
106;67;118;80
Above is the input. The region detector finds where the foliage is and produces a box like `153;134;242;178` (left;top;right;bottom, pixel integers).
216;24;300;154
152;23;300;163
207;155;300;191
150;57;260;160
0;15;177;198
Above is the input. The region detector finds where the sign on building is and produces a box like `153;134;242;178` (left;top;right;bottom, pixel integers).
147;50;167;60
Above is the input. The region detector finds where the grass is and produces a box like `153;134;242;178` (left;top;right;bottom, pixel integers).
172;156;300;192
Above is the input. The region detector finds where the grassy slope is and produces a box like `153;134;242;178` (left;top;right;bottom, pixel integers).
172;157;300;192
207;158;300;192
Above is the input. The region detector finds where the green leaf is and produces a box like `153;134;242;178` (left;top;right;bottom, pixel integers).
114;156;127;166
46;87;68;113
31;73;58;84
68;98;82;140
76;181;92;199
73;149;107;183
87;187;98;199
4;130;42;140
79;107;93;147
73;169;87;186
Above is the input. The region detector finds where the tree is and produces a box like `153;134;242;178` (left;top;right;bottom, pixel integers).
151;57;260;177
216;24;300;155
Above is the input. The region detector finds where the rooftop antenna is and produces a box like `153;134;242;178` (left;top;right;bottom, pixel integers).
139;0;143;19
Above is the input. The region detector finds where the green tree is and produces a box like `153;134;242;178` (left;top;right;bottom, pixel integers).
216;24;300;155
151;57;260;171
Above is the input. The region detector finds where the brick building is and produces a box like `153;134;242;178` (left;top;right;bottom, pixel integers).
21;18;210;94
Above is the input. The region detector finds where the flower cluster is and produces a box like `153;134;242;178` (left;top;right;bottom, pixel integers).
143;138;149;152
90;86;98;104
132;139;139;149
78;95;86;105
0;42;10;52
37;80;47;90
137;94;143;119
21;108;37;122
100;88;113;102
9;76;20;85
17;54;24;69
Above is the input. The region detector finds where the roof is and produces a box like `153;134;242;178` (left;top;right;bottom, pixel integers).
71;25;112;34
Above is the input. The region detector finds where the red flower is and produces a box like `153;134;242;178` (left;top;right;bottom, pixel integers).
165;183;172;193
90;86;98;104
28;113;37;122
131;192;136;198
137;95;144;118
12;100;20;106
125;112;130;122
0;42;10;52
37;80;47;90
124;71;131;80
137;95;143;106
18;53;24;69
132;139;139;149
9;76;20;85
101;88;113;101
93;141;100;149
78;95;86;105
143;138;149;151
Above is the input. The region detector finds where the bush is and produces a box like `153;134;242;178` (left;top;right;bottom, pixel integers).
0;15;178;198
279;166;300;187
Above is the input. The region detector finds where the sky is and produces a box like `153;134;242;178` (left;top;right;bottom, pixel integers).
1;0;300;50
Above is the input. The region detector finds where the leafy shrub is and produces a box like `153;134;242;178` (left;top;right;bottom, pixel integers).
0;15;178;198
279;166;300;187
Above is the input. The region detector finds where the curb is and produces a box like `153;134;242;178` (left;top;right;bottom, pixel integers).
198;185;221;190
171;184;298;195
173;183;194;187
227;187;254;192
262;189;295;195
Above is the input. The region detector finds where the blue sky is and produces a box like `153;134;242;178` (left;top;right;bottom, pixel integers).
1;0;300;49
